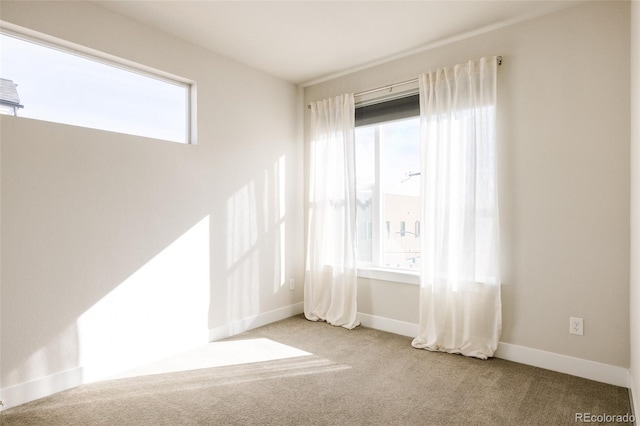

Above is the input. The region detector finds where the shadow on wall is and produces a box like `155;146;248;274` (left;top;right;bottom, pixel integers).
4;216;212;388
1;118;297;408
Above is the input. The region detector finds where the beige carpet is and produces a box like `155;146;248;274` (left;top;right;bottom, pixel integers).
1;315;633;425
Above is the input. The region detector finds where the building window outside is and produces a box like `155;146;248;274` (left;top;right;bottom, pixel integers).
355;112;421;272
0;31;193;144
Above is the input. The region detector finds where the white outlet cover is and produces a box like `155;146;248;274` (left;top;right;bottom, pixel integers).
569;317;584;336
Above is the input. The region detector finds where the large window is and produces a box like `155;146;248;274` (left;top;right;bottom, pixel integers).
355;93;421;273
0;30;193;144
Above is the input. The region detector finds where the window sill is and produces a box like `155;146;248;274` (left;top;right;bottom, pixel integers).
357;267;420;285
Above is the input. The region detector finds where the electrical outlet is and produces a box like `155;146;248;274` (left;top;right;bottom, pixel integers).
289;278;295;291
570;317;584;336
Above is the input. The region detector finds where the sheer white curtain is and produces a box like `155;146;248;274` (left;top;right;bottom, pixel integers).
304;94;359;329
412;57;501;359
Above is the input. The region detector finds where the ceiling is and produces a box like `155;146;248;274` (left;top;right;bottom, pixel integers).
94;1;584;85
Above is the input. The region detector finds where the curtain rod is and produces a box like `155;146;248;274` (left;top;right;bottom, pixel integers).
354;56;502;98
354;77;418;98
307;56;502;109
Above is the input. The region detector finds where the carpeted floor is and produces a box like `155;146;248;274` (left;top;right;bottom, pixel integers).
1;315;633;425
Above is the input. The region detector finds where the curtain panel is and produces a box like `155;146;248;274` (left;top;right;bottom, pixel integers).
412;56;501;359
304;94;359;329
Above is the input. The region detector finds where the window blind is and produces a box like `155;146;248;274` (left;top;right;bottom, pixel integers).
355;93;419;127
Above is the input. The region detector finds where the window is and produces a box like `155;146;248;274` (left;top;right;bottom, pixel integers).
355;93;421;273
0;30;193;143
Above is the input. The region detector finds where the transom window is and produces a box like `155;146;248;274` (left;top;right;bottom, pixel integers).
0;30;193;144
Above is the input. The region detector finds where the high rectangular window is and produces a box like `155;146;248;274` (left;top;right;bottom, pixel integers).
0;31;193;144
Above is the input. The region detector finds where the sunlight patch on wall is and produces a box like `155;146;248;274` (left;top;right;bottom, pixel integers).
274;155;287;292
227;184;260;324
227;183;258;268
77;217;210;383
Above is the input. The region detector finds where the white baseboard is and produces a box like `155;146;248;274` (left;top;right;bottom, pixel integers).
495;342;629;388
0;366;84;411
629;372;638;421
357;312;630;388
1;307;627;411
0;302;304;412
208;302;304;342
358;312;419;338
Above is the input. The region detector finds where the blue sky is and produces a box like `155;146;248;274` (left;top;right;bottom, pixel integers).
0;33;188;143
356;117;420;197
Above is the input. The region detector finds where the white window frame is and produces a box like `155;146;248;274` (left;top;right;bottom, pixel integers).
0;22;197;144
355;110;421;286
357;266;420;286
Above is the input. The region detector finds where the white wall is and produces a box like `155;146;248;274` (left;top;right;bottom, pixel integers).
0;1;303;407
629;0;640;415
305;1;631;369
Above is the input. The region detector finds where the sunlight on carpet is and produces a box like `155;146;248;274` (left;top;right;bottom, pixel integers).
106;338;314;380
